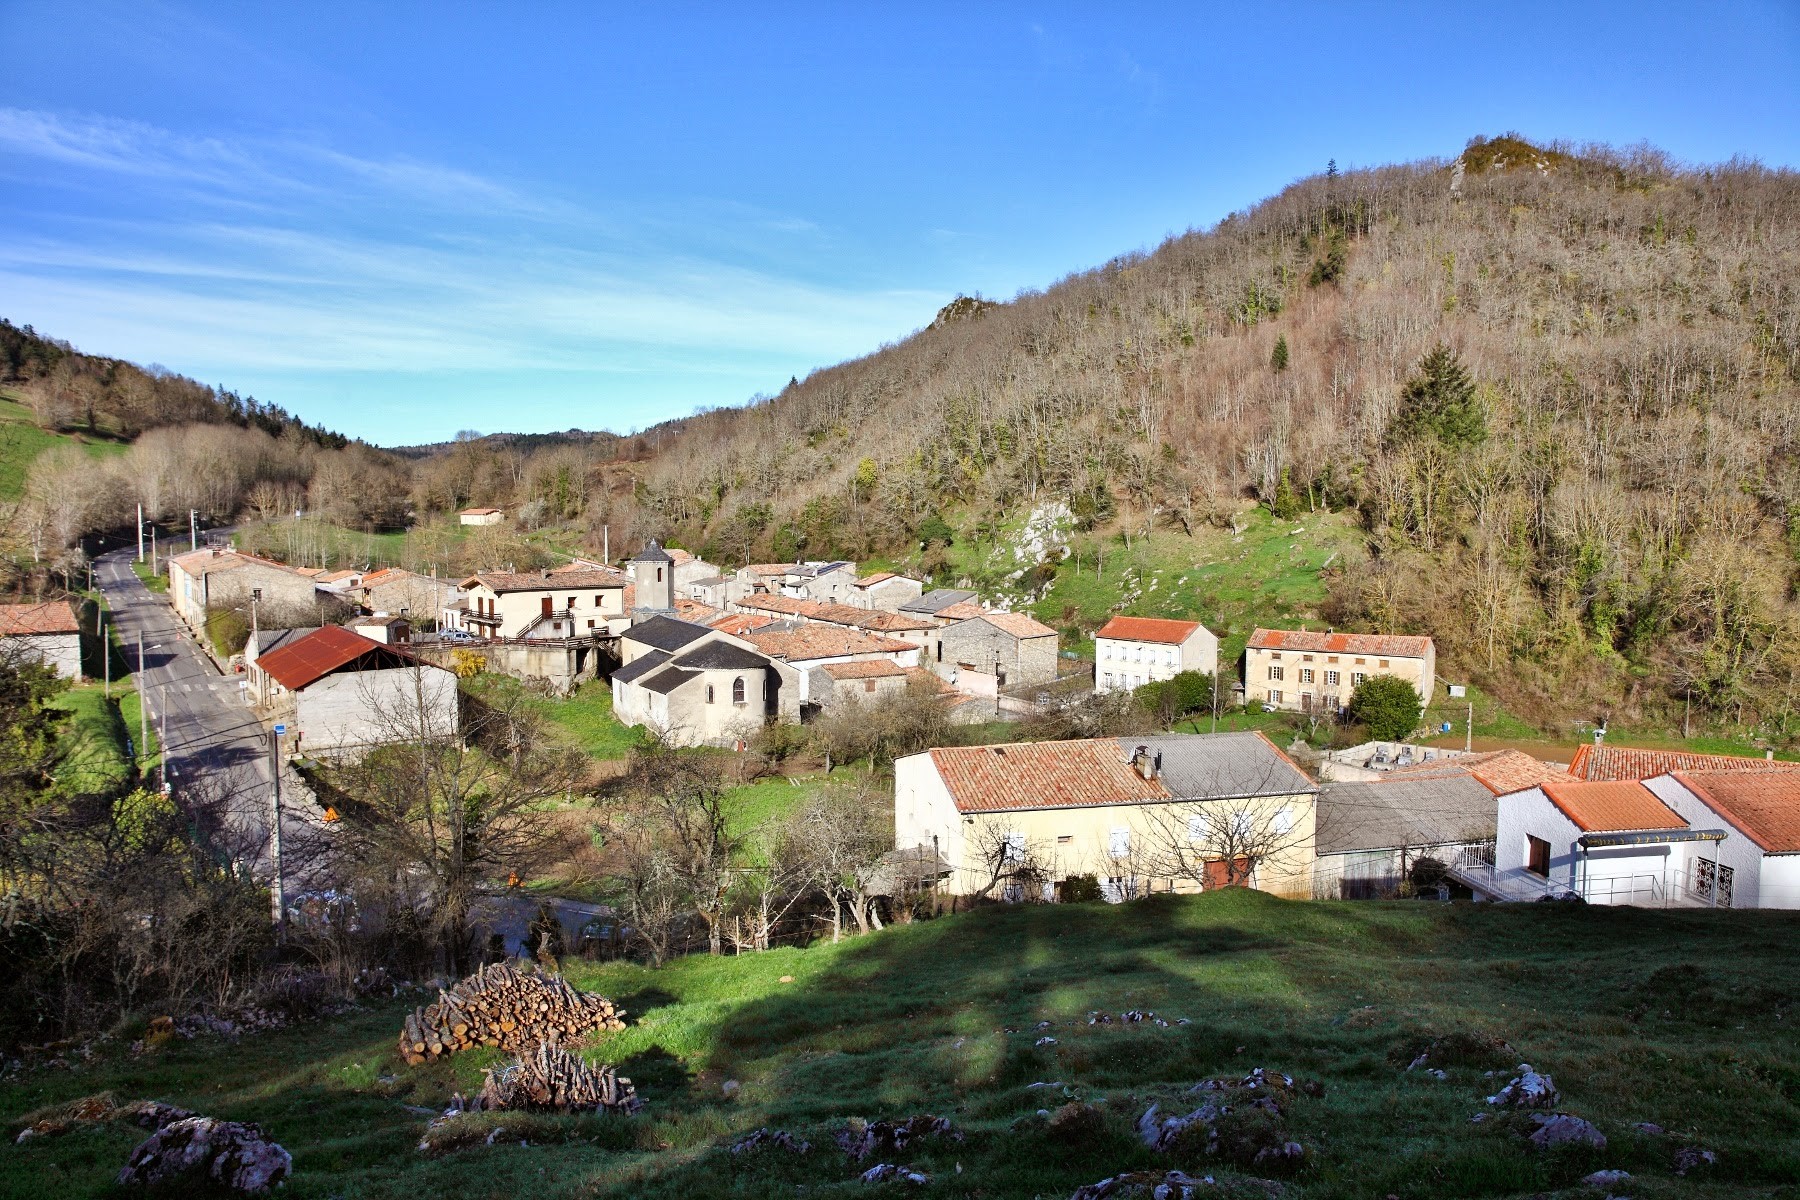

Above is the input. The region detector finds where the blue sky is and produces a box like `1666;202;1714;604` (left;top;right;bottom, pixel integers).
3;3;1796;446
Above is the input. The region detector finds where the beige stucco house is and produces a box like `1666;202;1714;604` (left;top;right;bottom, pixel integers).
0;601;84;679
1245;629;1436;715
459;569;628;640
1094;616;1219;694
894;731;1319;901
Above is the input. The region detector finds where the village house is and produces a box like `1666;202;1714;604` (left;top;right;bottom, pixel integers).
935;611;1060;693
742;624;921;708
848;572;925;612
352;568;462;627
727;593;943;656
610;615;800;746
1567;742;1800;781
811;659;912;706
459;507;504;526
1314;749;1572;899
781;561;859;603
736;564;790;595
458;568;628;640
251;625;460;760
167;548;318;635
1093;616;1219;694
1643;771;1800;908
1245;629;1436;715
0;600;83;679
244;626;320;706
348;614;411;645
900;588;978;621
1488;777;1732;906
683;573;744;609
894;732;1318;901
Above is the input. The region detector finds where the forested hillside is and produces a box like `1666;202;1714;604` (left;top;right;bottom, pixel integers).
621;136;1800;734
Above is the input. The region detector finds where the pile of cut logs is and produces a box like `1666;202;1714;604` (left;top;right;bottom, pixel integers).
398;964;627;1064
477;1042;641;1115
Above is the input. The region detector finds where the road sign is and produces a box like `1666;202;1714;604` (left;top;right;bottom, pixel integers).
273;723;287;735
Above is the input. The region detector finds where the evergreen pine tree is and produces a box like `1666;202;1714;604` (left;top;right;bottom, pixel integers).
1270;334;1290;373
1390;344;1486;447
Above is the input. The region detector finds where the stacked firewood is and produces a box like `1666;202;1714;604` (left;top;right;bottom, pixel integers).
397;964;627;1064
476;1042;641;1114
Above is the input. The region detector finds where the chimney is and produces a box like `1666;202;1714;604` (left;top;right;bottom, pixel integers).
1132;744;1155;780
1767;750;1775;761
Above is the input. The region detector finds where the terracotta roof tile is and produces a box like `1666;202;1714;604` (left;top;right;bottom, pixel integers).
0;601;81;636
744;626;917;662
1668;770;1800;853
856;571;897;586
1249;628;1433;658
1384;749;1575;795
674;599;719;622
974;611;1058;639
459;507;502;515
1569;743;1800;782
822;660;909;680
928;739;1171;813
1539;779;1687;833
736;594;815;616
934;600;986;621
1096;616;1207;644
464;569;628;593
708;613;778;635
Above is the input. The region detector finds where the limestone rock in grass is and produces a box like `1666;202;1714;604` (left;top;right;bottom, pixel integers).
1486;1065;1559;1109
1068;1170;1217;1199
1525;1113;1606;1150
14;1094;193;1143
837;1115;962;1162
730;1128;810;1155
860;1162;930;1184
1673;1145;1718;1175
116;1117;292;1192
1583;1169;1632;1186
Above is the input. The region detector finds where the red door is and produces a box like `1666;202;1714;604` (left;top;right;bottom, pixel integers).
1203;857;1253;889
541;596;553;617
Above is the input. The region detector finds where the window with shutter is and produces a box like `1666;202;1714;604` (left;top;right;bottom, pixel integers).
1109;828;1130;859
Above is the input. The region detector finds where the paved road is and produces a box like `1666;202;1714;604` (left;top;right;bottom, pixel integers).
95;546;312;878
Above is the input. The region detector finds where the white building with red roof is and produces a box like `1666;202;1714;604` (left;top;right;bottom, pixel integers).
1645;770;1800;908
1245;628;1435;716
1093;615;1219;694
251;625;459;760
0;600;84;679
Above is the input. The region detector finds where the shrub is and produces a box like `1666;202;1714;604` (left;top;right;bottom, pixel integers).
204;606;250;657
1347;675;1423;740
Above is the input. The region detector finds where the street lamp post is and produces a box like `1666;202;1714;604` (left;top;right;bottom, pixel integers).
270;723;287;944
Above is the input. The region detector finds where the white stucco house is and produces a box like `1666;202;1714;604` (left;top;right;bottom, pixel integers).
1489;778;1734;906
1644;770;1800;908
1094;616;1219;693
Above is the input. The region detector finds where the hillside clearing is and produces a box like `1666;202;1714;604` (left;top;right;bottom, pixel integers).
2;893;1793;1199
0;393;128;504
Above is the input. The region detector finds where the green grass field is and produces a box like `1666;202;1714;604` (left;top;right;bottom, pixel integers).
0;393;129;502
47;685;134;795
464;675;644;763
0;892;1793;1199
129;558;168;592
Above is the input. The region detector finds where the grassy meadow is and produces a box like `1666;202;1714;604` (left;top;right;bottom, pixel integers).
2;892;1794;1199
0;393;129;503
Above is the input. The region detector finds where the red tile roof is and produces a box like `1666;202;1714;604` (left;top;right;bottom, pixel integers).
856;571;897;587
1096;616;1207;645
972;611;1058;639
674;599;719;622
463;569;627;594
1384;749;1575;795
460;507;502;515
1248;628;1433;658
743;564;790;577
1569;743;1800;782
1668;770;1800;854
736;594;814;615
708;613;777;635
0;601;81;636
927;739;1171;813
256;626;414;691
744;626;917;662
1539;779;1687;833
822;660;909;680
934;600;986;621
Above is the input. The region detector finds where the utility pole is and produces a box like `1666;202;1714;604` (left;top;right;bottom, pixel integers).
151;528;158;575
190;509;198;551
138;633;149;763
603;524;610;565
270;724;287;943
1465;701;1473;753
99;607;109;699
137;504;144;562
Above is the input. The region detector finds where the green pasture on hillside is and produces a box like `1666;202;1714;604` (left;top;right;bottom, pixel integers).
0;892;1793;1199
0;393;129;503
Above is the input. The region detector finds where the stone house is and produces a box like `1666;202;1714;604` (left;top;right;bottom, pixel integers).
811;659;912;707
252;625;460;760
1245;629;1436;715
781;561;859;603
936;611;1059;691
0;600;83;679
1094;616;1219;694
167;548;319;634
849;572;925;612
742;624;920;707
354;568;462;627
894;732;1318;900
900;588;977;621
459;569;628;640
